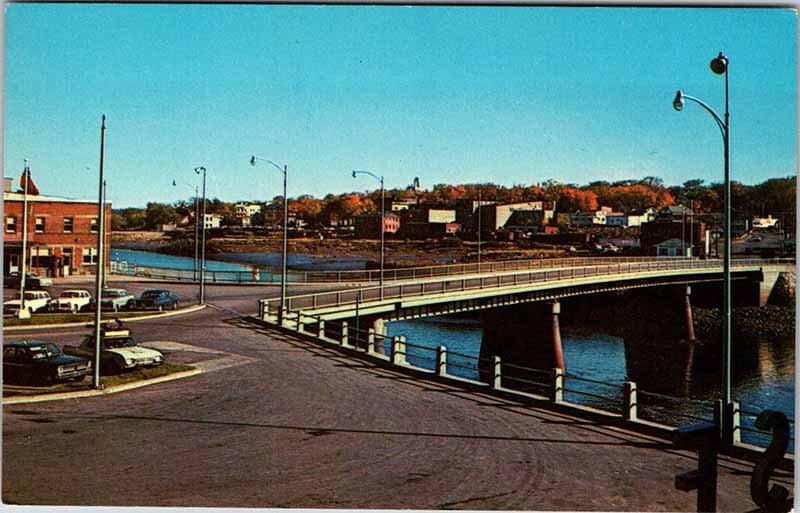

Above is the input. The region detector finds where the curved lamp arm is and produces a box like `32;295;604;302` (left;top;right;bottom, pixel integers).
674;91;727;140
352;169;384;186
250;155;286;176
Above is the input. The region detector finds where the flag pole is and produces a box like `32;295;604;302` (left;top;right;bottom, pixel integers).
18;160;30;319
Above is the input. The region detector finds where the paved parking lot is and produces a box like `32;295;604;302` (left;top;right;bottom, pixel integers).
2;281;793;510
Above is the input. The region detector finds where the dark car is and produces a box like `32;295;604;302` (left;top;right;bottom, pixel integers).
4;272;52;290
3;341;91;386
134;289;180;311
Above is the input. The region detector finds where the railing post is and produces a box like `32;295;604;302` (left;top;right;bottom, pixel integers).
340;321;349;347
318;319;326;340
397;335;406;364
492;356;502;389
367;328;376;354
296;311;304;332
624;381;638;421
722;400;741;447
436;345;447;376
391;336;401;364
551;367;564;404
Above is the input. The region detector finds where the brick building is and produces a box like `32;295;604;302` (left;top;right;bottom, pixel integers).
354;211;400;239
3;191;111;277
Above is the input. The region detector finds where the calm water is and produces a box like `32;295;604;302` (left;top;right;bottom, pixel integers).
112;249;253;272
387;317;795;449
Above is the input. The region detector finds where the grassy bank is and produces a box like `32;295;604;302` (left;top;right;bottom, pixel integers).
4;311;156;328
3;363;197;397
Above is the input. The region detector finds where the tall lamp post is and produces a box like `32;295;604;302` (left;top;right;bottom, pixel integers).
173;180;200;282
250;156;288;324
194;166;207;305
673;52;732;442
352;170;385;298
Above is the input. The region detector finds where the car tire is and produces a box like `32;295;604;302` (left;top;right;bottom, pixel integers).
172;301;178;311
41;373;55;387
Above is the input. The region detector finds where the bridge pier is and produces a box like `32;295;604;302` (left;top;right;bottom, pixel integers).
685;286;696;343
478;302;565;389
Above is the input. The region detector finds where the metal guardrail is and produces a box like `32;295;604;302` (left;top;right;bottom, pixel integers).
262;257;792;314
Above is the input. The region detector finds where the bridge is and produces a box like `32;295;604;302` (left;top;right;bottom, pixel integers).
258;257;792;326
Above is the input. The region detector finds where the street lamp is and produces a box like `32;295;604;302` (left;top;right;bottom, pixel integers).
352;169;385;298
173;180;200;282
673;51;732;442
250;156;289;324
194;166;207;305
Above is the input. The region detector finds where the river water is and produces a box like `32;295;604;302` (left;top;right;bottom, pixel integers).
386;316;795;450
113;248;794;449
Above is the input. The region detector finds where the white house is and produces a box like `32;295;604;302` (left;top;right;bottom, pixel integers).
752;215;779;230
235;202;263;227
203;214;224;229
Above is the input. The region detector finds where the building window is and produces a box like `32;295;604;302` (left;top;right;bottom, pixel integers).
82;247;98;265
63;217;73;233
90;218;98;233
5;216;16;233
35;217;45;233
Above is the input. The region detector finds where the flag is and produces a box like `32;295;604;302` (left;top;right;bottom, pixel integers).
19;168;40;195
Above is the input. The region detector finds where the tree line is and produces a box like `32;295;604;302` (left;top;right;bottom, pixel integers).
112;175;796;231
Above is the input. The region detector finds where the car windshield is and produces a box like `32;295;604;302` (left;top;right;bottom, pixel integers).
104;337;137;349
27;343;62;360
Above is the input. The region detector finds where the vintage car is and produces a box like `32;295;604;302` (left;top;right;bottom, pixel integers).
100;288;135;312
4;272;53;290
135;289;180;311
4;290;52;316
3;341;91;385
63;328;164;374
49;290;93;313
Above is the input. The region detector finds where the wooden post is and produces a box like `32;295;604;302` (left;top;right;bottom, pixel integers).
551;367;564;404
624;381;638;421
436;345;447;376
341;321;349;347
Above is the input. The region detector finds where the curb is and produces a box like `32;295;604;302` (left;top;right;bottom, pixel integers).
3;304;207;332
3;368;204;404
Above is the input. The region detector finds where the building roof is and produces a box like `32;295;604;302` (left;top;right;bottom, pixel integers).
3;192;103;204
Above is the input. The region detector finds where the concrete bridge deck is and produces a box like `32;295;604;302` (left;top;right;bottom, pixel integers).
261;258;790;323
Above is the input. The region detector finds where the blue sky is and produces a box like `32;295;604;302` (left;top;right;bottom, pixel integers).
4;5;797;208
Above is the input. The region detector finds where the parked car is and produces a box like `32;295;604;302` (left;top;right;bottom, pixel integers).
63;327;164;374
4;291;52;316
135;289;180;311
100;288;135;312
3;341;91;385
4;272;53;290
49;290;93;313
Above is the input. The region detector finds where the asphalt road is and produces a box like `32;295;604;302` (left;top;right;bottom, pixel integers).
2;281;793;510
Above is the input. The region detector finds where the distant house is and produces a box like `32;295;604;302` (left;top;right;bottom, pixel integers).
655;238;685;257
605;208;653;227
354;211;400;239
399;207;459;239
263;202;302;228
389;198;417;212
570;208;610;226
203;214;224;229
656;205;693;223
235;202;263;227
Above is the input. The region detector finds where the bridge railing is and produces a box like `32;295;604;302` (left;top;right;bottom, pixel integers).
256;306;791;453
263;257;791;315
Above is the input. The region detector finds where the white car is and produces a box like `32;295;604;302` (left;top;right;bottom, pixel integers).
4;291;52;315
100;289;135;312
49;290;93;313
64;328;165;374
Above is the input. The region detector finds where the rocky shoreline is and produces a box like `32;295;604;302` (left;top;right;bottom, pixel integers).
693;305;795;341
